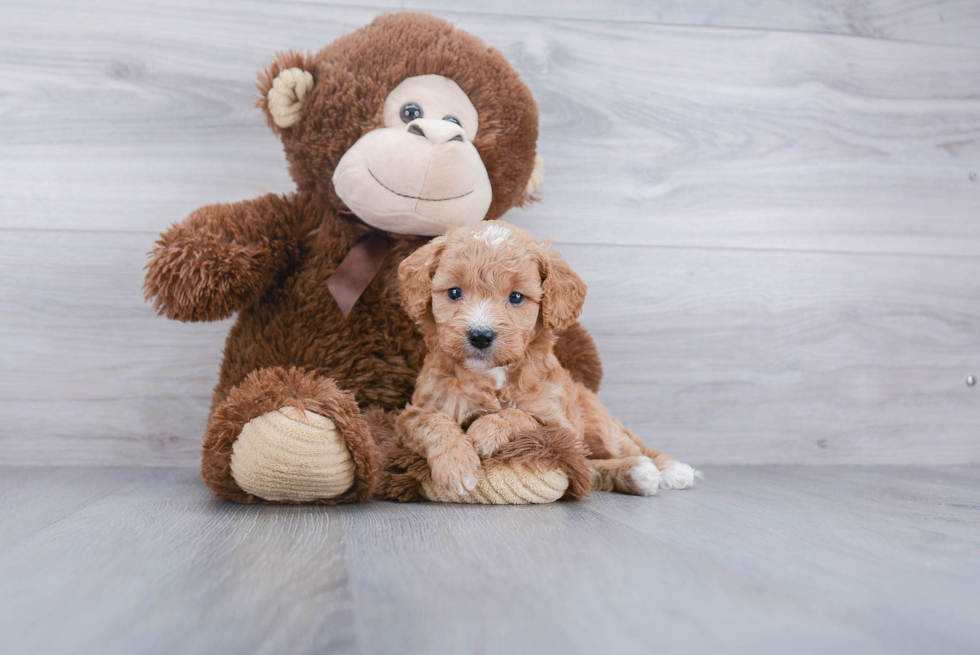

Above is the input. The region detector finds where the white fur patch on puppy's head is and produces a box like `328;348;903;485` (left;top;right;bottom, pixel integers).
474;223;511;246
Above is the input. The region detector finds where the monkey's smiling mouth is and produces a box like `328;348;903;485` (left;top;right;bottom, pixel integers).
368;169;474;202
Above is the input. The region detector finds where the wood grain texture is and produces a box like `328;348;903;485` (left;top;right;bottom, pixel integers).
0;1;978;466
1;466;978;654
3;1;979;255
365;0;980;47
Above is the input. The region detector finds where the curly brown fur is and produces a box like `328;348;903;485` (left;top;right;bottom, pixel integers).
144;13;604;503
467;408;540;457
202;367;378;504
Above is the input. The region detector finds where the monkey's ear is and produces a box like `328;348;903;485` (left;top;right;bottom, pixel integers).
398;236;447;321
538;241;586;332
524;153;545;197
257;51;315;131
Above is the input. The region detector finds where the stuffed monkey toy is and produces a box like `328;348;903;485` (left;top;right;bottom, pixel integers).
144;12;602;504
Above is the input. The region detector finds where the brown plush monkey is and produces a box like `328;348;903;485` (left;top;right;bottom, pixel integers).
144;12;603;504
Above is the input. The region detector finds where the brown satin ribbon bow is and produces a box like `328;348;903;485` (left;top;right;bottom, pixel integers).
326;213;430;317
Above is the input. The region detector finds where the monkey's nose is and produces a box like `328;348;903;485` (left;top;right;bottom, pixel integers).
467;327;496;350
406;118;466;144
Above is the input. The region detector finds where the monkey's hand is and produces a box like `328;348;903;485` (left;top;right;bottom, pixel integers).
467;409;541;458
144;196;298;322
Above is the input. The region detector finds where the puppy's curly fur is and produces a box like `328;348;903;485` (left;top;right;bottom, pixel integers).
397;221;695;497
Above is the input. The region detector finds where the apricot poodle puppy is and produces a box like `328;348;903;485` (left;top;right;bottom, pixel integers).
396;221;696;498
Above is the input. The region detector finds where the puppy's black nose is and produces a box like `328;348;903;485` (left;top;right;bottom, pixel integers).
467;328;495;350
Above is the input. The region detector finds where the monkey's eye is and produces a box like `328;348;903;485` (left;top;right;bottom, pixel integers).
401;103;423;123
443;116;461;126
447;287;463;301
508;292;525;306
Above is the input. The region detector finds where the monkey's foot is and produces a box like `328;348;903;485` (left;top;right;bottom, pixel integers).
378;423;591;504
421;463;569;504
202;367;378;504
230;406;355;502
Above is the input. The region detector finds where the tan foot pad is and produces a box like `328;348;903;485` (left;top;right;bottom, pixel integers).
230;406;355;502
421;464;568;504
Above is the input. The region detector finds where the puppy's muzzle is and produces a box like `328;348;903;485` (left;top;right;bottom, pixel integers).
467;327;496;350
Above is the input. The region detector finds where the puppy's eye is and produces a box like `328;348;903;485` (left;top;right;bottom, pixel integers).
508;292;525;306
447;287;463;301
443;116;461;126
401;103;423;123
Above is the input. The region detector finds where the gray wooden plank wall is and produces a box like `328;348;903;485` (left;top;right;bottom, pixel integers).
1;0;978;466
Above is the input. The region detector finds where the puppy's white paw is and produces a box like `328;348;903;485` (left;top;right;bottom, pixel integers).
659;460;696;490
630;456;661;496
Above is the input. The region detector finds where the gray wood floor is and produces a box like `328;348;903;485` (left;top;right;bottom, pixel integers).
1;0;978;467
3;4;977;653
1;465;978;655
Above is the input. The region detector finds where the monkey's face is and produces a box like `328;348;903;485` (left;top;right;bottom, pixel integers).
331;75;493;236
258;14;544;237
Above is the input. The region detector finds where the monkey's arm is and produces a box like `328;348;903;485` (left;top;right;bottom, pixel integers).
554;321;604;392
144;194;308;322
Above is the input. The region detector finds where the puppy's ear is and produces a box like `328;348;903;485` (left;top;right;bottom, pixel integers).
538;242;586;332
398;237;447;321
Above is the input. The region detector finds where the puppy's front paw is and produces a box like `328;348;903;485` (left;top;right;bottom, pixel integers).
428;442;481;496
467;410;539;458
467;414;512;458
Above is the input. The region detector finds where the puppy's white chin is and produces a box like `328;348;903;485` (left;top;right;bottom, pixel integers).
464;356;495;371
